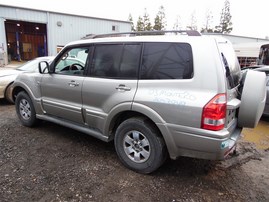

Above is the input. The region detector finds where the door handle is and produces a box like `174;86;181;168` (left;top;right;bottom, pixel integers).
116;84;131;91
68;81;79;87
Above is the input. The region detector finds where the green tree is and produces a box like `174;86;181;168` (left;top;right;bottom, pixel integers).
128;14;135;31
153;5;166;31
142;8;152;31
215;0;233;33
136;16;144;31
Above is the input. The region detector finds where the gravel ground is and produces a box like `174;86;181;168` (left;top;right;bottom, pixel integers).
0;99;268;202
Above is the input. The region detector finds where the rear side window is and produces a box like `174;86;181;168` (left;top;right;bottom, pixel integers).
141;42;193;79
91;44;141;79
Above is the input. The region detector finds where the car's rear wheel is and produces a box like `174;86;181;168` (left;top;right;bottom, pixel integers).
15;91;38;127
238;70;267;128
114;117;167;174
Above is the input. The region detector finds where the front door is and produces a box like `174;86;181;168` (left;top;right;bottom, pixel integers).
40;47;90;124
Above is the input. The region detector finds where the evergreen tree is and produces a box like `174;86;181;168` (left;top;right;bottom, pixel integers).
136;16;144;31
142;8;152;31
128;14;135;31
215;0;233;33
153;5;166;31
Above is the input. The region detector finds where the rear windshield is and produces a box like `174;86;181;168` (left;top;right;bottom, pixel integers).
219;42;241;88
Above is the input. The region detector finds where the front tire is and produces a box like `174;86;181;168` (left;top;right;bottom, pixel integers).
114;117;167;174
15;91;38;127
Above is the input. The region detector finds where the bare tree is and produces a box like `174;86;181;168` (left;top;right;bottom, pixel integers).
201;9;214;33
187;11;198;31
173;15;182;30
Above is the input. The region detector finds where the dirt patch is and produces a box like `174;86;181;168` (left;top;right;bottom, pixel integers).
0;99;268;202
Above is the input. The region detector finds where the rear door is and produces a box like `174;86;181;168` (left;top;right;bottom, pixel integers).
40;46;90;124
82;43;141;132
218;40;241;127
218;39;266;128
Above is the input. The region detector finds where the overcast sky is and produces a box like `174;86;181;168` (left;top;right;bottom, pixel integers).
0;0;268;39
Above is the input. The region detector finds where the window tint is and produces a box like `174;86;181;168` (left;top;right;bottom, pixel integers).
141;43;193;79
91;44;140;79
54;47;89;76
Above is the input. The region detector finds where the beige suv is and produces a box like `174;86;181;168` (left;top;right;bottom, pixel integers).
12;31;267;173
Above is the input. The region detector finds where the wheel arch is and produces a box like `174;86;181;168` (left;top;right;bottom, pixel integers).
106;103;176;158
12;85;30;102
12;84;42;114
4;82;14;103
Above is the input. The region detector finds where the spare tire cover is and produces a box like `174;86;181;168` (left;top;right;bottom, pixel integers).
238;70;267;128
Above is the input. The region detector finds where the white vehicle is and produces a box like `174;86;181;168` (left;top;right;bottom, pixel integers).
0;56;54;103
234;42;269;68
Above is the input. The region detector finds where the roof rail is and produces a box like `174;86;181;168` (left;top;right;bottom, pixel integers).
83;30;201;39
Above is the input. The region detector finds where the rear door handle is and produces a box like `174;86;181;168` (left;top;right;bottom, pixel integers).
116;84;131;91
68;80;79;87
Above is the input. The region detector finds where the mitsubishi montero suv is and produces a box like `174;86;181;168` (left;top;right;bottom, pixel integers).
12;31;267;173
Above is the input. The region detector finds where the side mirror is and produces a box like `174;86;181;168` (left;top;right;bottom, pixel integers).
38;61;49;74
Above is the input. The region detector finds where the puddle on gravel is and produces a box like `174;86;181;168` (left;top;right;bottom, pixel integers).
242;118;269;150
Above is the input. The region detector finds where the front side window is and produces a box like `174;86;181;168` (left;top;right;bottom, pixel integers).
91;44;141;79
54;47;90;75
141;42;193;79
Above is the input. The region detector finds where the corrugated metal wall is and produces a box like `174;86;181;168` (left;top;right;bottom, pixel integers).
47;12;131;55
0;6;131;57
0;6;47;23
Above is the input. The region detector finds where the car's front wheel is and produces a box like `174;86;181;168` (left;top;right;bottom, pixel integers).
114;117;167;174
15;91;38;127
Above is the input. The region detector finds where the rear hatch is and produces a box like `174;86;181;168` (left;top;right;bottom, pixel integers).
218;38;266;128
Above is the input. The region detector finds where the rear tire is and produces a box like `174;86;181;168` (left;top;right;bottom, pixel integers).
114;117;167;174
15;91;38;127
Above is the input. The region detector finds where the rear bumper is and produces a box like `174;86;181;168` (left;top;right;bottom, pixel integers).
158;119;242;160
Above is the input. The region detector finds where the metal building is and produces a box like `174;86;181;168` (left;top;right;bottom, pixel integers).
0;5;131;65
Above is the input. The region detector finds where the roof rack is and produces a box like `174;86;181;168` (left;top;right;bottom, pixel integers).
83;30;201;39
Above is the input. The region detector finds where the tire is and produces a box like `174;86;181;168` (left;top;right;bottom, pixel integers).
114;117;167;174
15;91;38;127
238;70;267;128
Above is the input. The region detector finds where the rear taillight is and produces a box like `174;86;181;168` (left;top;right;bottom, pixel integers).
201;94;227;131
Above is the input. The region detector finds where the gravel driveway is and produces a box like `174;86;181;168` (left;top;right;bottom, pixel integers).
0;99;268;202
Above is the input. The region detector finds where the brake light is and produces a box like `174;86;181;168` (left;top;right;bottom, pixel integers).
201;94;227;131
